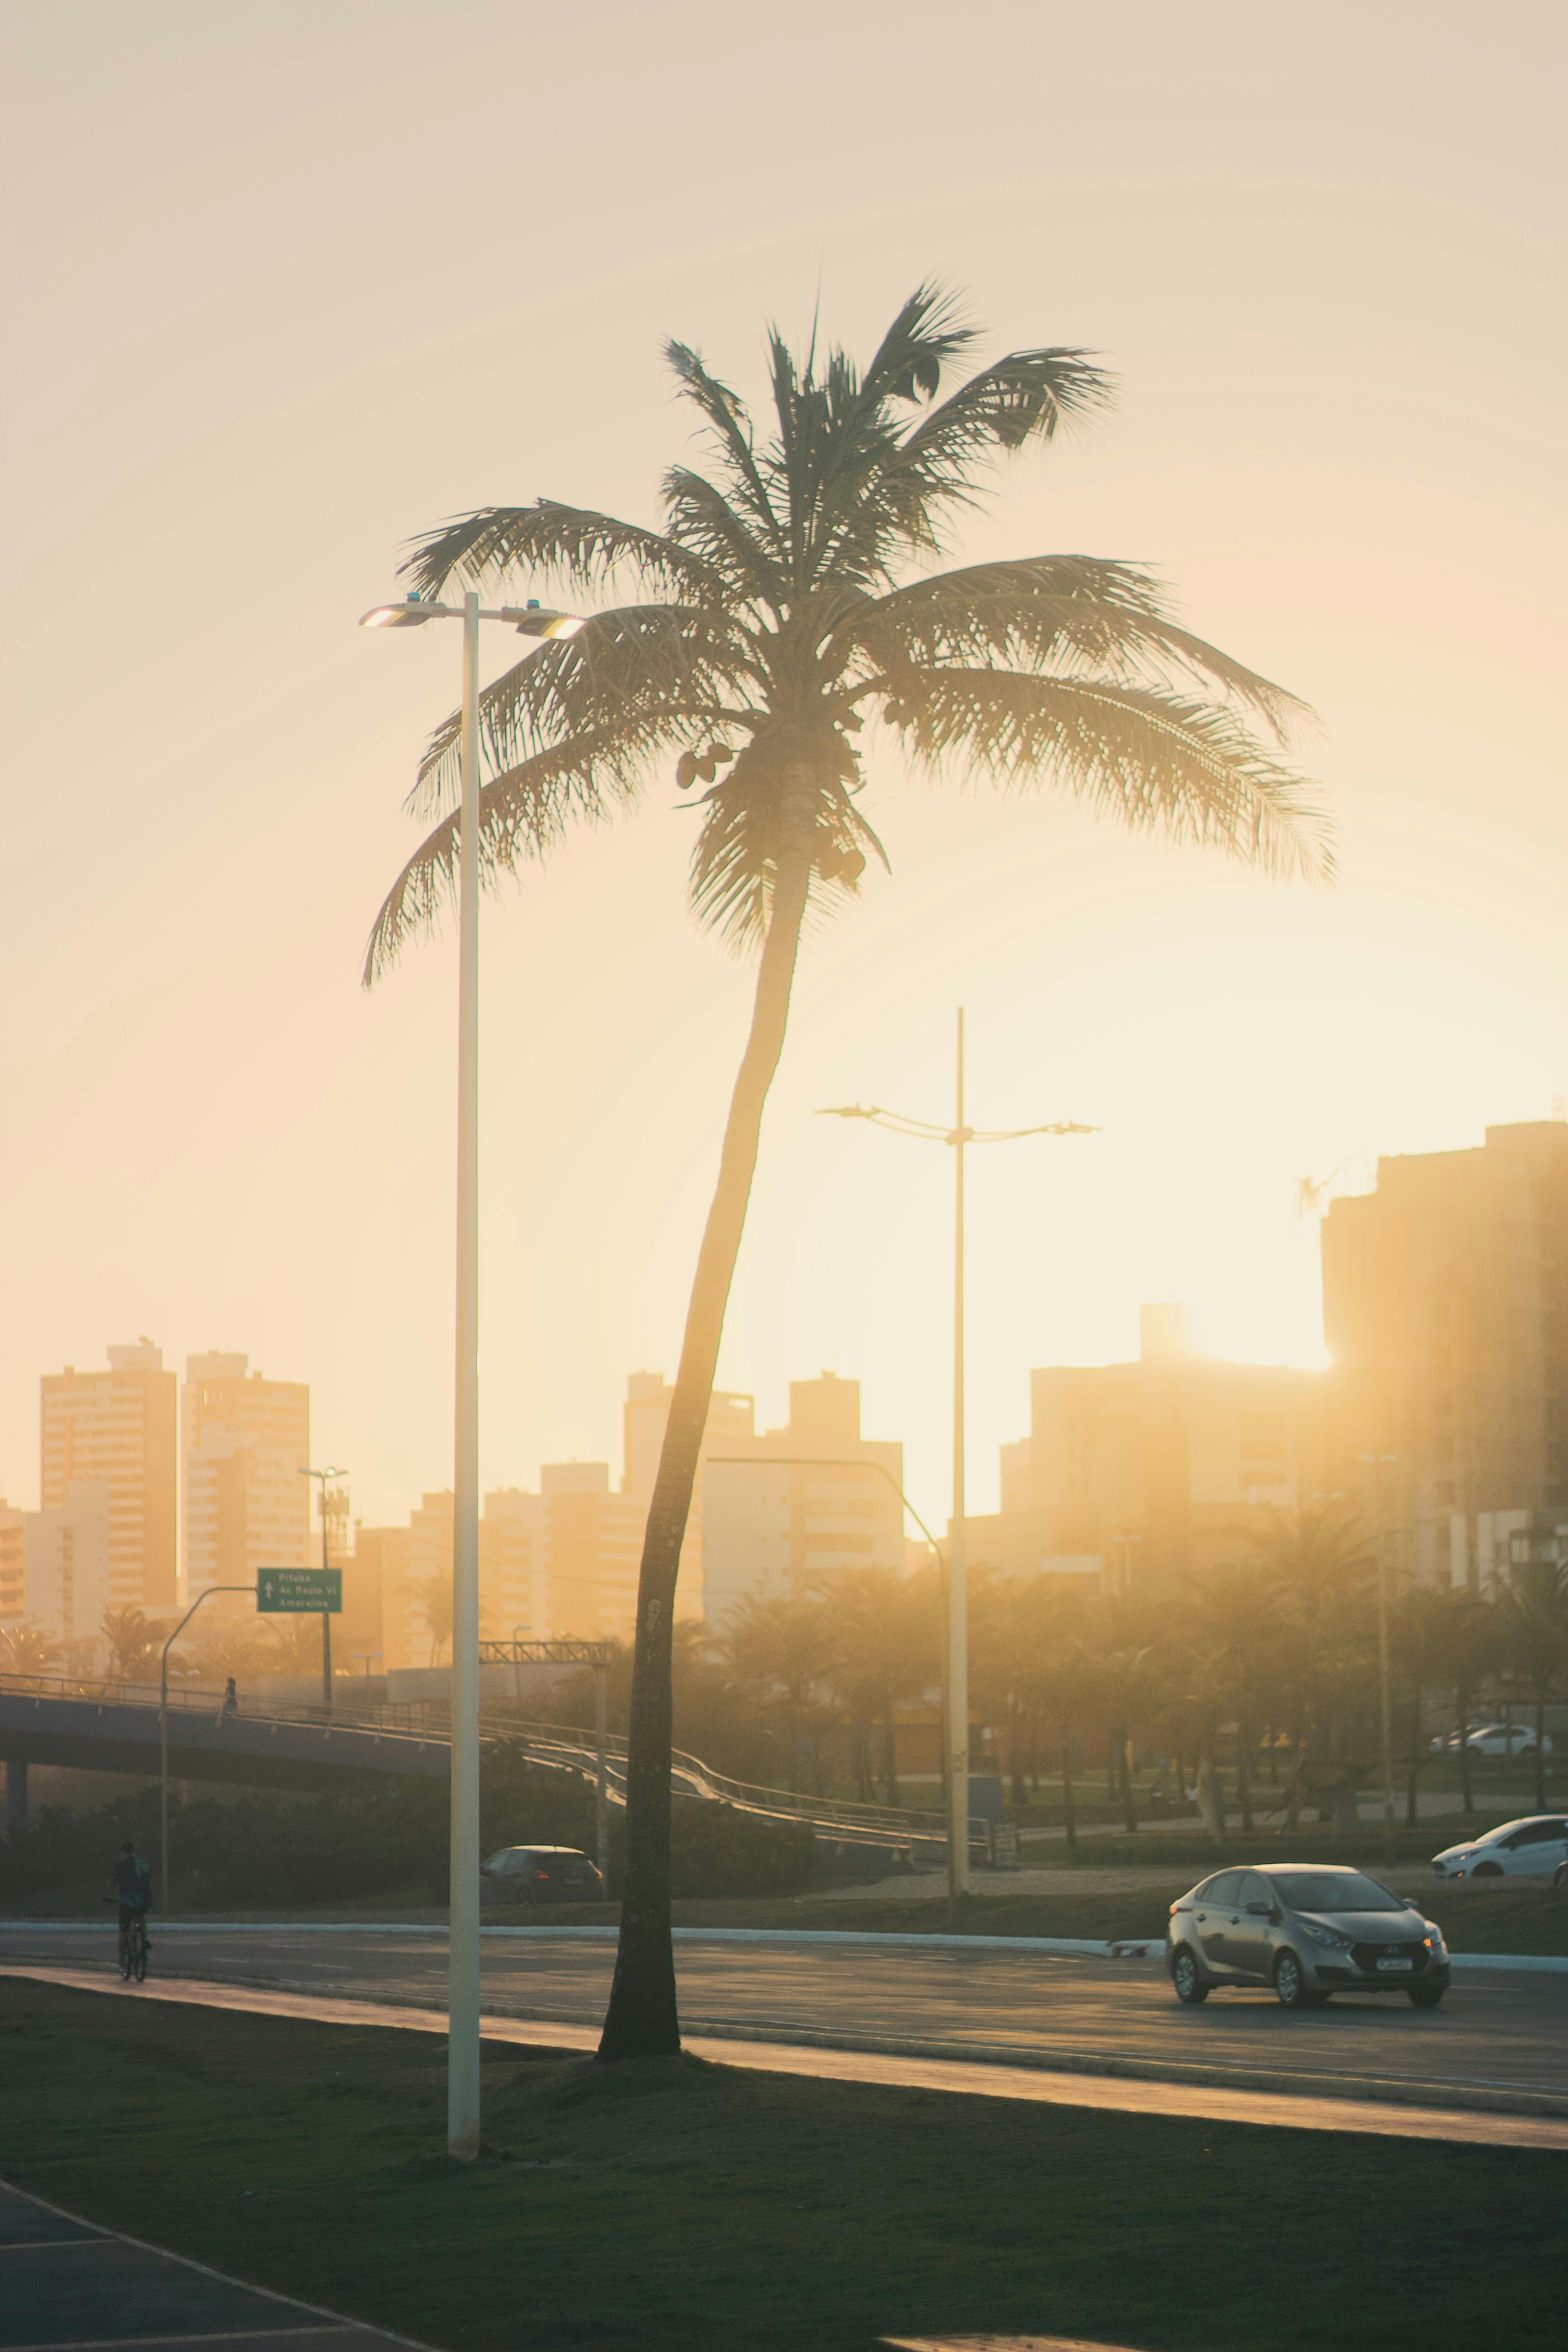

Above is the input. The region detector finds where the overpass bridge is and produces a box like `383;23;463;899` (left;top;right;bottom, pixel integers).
0;1673;951;1863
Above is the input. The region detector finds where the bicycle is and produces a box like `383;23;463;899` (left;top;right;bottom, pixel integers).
104;1899;149;1981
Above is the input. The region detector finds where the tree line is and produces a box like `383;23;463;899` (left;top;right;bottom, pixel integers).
533;1504;1568;1831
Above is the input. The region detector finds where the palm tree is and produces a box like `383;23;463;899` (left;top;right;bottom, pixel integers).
0;1623;62;1676
721;1593;839;1792
1498;1558;1568;1810
419;1576;453;1668
1081;1593;1171;1833
822;1566;939;1806
367;289;1327;2059
1250;1504;1373;1833
100;1605;157;1683
1182;1562;1284;1833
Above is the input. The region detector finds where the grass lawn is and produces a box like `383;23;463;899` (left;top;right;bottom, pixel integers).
2;1979;1562;2352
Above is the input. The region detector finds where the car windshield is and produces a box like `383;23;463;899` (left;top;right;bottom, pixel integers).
1267;1871;1405;1913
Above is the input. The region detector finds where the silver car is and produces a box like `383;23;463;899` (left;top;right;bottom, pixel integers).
1166;1864;1451;2010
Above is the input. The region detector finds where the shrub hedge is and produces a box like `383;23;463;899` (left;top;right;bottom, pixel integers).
0;1740;819;1907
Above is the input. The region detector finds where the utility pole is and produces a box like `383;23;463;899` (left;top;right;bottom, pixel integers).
298;1466;346;1711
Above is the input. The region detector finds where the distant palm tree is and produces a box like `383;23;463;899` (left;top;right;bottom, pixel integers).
1498;1558;1568;1810
368;288;1327;2058
419;1576;454;1667
100;1605;157;1682
820;1566;939;1806
1182;1562;1284;1833
722;1594;839;1793
0;1623;62;1676
1249;1503;1374;1832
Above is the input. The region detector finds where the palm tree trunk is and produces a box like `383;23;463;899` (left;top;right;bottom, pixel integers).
1119;1730;1138;1834
1236;1710;1254;1833
1457;1682;1474;1814
598;831;813;2064
1534;1689;1547;1810
1061;1728;1078;1857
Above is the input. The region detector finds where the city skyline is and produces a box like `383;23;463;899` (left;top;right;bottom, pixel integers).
4;8;1559;1549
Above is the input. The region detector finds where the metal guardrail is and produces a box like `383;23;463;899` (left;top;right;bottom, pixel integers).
0;1672;952;1852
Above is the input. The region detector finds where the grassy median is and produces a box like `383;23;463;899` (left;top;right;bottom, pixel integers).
513;1881;1568;1955
2;1977;1562;2352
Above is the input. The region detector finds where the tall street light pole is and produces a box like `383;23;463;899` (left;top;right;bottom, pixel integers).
362;588;584;2161
298;1465;346;1710
160;1584;252;1910
819;1010;1093;1904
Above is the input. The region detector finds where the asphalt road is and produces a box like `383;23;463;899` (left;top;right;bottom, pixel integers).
5;1923;1563;2115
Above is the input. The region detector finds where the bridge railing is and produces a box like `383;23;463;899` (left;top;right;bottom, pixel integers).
0;1671;951;1850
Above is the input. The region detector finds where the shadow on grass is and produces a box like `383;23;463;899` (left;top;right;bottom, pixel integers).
1;1980;1561;2352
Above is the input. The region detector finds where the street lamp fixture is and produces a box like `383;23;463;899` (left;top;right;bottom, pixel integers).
362;580;588;2162
360;594;583;638
818;1009;1095;1905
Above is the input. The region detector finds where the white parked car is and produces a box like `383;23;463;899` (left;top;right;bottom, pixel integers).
1430;1815;1567;1878
1431;1724;1554;1758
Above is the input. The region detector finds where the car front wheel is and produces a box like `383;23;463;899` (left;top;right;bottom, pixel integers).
1408;1984;1446;2008
1470;1862;1503;1878
1274;1949;1313;2009
1171;1946;1210;2005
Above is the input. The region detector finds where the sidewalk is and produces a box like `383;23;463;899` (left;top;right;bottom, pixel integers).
0;2178;430;2352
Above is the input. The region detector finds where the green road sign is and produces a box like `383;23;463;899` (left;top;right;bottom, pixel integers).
256;1567;342;1614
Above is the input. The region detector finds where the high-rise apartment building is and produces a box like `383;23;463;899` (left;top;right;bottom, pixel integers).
985;1306;1326;1589
20;1487;112;1659
1321;1119;1568;1588
622;1372;755;1617
702;1373;906;1627
40;1343;177;1614
364;1492;539;1671
537;1463;644;1643
0;1504;24;1629
182;1353;311;1608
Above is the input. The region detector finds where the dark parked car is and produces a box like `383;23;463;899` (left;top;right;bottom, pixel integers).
480;1845;605;1905
1166;1864;1451;2009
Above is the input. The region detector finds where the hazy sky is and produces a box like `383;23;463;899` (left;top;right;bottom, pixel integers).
3;2;1563;1538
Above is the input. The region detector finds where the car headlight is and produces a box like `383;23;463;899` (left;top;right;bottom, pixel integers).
1301;1921;1353;1951
1421;1927;1446;1954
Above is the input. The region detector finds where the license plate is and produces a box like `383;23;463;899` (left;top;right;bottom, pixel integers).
1376;1957;1413;1972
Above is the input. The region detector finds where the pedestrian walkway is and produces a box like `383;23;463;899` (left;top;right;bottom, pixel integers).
0;2179;430;2352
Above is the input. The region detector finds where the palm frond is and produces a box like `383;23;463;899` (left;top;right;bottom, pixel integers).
686;726;882;949
398;500;723;605
663;341;785;556
853;351;1113;566
892;667;1332;882
832;558;1311;738
860;284;976;405
365;718;680;983
410;604;758;816
660;467;787;607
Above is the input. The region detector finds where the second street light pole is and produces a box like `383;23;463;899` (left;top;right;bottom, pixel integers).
819;1013;1094;1907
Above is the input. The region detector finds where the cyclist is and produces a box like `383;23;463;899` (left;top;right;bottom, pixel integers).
108;1840;152;1971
